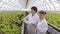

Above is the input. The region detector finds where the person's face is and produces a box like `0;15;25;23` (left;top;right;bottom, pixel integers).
31;9;35;14
39;13;45;19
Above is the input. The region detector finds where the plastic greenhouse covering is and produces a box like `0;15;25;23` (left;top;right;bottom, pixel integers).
0;0;60;11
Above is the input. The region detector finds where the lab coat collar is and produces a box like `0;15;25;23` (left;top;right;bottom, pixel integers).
31;13;37;16
40;18;45;22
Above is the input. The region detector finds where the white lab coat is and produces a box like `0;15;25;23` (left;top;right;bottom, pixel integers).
36;19;48;34
23;13;39;34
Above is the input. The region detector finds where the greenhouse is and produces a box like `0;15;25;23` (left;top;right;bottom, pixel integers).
0;0;60;34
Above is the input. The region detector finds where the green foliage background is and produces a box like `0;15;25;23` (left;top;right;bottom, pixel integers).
0;11;24;34
46;12;60;28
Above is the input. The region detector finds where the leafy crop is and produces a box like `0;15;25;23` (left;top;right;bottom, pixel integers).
0;11;24;34
46;12;60;28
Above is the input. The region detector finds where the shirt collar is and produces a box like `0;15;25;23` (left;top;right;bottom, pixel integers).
31;13;37;16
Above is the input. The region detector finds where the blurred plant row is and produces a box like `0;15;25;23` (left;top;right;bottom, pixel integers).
0;11;24;34
46;12;60;28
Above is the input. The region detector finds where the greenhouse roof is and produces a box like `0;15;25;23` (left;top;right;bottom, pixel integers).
0;0;60;11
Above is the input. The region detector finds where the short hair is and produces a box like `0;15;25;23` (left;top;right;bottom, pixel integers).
31;6;37;12
39;10;46;14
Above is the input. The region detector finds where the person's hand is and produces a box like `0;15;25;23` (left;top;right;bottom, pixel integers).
21;18;24;21
32;24;36;28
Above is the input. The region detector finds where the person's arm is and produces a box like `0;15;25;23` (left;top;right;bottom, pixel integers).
23;18;31;24
31;16;39;28
22;14;32;24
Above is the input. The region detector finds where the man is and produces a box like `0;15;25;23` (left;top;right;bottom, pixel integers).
37;11;48;34
23;6;39;34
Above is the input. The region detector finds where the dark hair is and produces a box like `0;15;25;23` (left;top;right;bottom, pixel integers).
39;10;46;14
31;6;37;12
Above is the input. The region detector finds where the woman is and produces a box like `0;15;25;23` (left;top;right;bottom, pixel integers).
23;6;39;34
37;11;48;34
